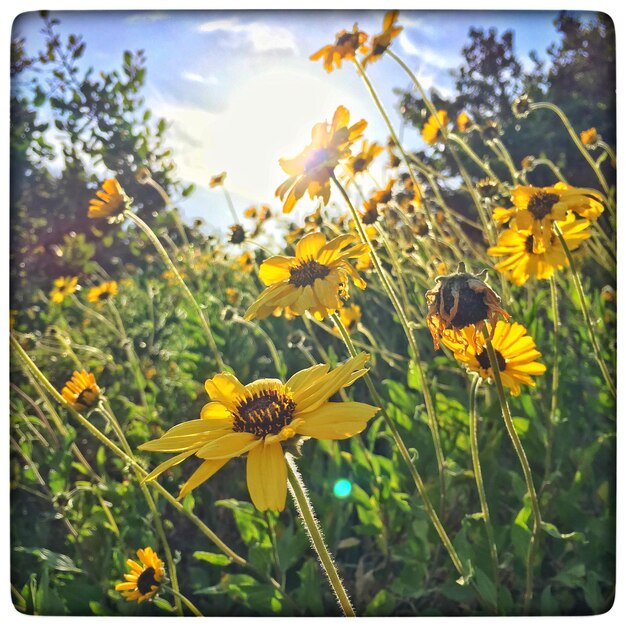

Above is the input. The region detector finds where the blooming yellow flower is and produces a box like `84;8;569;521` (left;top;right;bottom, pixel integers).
276;106;367;213
244;232;368;321
488;213;591;286
421;110;449;144
335;303;361;334
310;24;368;72
345;140;384;177
49;276;79;304
140;354;378;511
493;183;604;253
86;281;118;306
115;547;164;603
441;321;546;396
456;111;472;133
61;370;100;410
580;127;598;146
210;171;227;187
88;179;129;221
236;251;255;274
362;10;402;66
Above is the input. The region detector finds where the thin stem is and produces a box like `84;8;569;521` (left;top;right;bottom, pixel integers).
163;584;204;617
331;174;447;510
143;176;190;247
529;102;610;196
286;455;356;617
596;140;616;165
71;294;122;338
553;223;615;398
530;158;568;184
469;376;499;608
491;138;519;183
222;186;239;224
125;210;225;370
481;326;541;613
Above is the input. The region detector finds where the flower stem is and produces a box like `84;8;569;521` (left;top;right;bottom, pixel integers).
553;223;616;398
529;102;610;196
286;455;356;617
468;376;499;608
142;175;190;247
481;326;541;613
163;584;204;617
222;186;239;224
125;210;225;370
331;174;447;512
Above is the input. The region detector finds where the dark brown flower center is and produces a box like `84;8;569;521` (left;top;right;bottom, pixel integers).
75;387;97;409
524;235;534;254
527;192;559;220
137;567;159;595
98;291;111;301
476;348;506;372
440;275;491;328
352;157;367;172
289;260;331;287
229;224;245;244
233;390;296;438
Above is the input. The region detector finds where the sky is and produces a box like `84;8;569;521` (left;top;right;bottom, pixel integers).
12;9;570;236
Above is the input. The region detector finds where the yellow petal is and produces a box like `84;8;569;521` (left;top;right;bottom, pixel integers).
295;232;327;261
296;401;379;439
286;363;330;396
205;372;246;410
143;449;197;482
258;256;294;285
196;432;261;460
246;441;287;512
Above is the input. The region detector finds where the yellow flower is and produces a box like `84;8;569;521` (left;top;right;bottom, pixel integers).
310;24;368;72
210;171;227;187
236;251;255;274
441;321;547;397
580;127;598;146
488;213;591;286
88;179;129;221
493;183;604;253
335;303;361;334
10;310;17;329
162;269;185;286
49;276;79;304
276;106;367;213
244;232;368;321
426;263;509;351
456;111;472;133
139;353;378;511
362;10;402;66
421;110;449;144
345;140;384;177
115;547;164;603
86;281;118;306
61;370;100;410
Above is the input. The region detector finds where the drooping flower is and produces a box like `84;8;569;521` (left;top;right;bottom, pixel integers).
140;353;379;511
362;10;402;66
493;183;604;253
425;263;509;350
88;179;130;222
244;232;368;321
61;370;100;410
441;321;546;396
49;276;79;304
115;547;164;603
421;110;449;144
276;106;367;213
209;171;227;188
310;24;368;72
345;140;384;177
456;111;472;133
488;213;591;286
580;127;598;147
86;281;118;306
512;94;532;119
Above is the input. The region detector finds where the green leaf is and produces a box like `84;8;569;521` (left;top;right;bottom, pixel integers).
14;547;83;573
474;567;498;609
153;597;175;613
193;551;231;567
512;417;530;436
364;589;395;616
541;520;585;542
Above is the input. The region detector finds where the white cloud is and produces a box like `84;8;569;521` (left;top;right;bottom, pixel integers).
182;71;219;85
125;12;169;23
198;17;298;54
398;32;460;70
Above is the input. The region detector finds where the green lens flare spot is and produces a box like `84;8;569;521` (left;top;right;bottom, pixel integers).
333;479;352;499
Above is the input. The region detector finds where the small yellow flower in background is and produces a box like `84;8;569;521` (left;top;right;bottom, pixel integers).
345;140;384;177
87;281;118;306
61;370;100;410
580;127;598;147
488;213;591;286
335;303;361;334
115;547;164;603
441;321;547;397
362;10;402;66
310;23;368;72
210;171;227;188
10;309;17;329
493;183;604;253
456;111;472;133
276;106;367;213
88;178;129;222
421;110;449;144
425;263;509;351
236;251;255;274
244;231;368;321
139;353;378;511
226;287;239;304
49;276;79;304
162;269;185;286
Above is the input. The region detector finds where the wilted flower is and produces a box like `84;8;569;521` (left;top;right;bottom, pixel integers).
140;354;378;511
480;120;502;142
512;94;532;119
310;24;368;72
362;10;402;66
580;127;599;147
228;224;246;245
476;178;499;199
